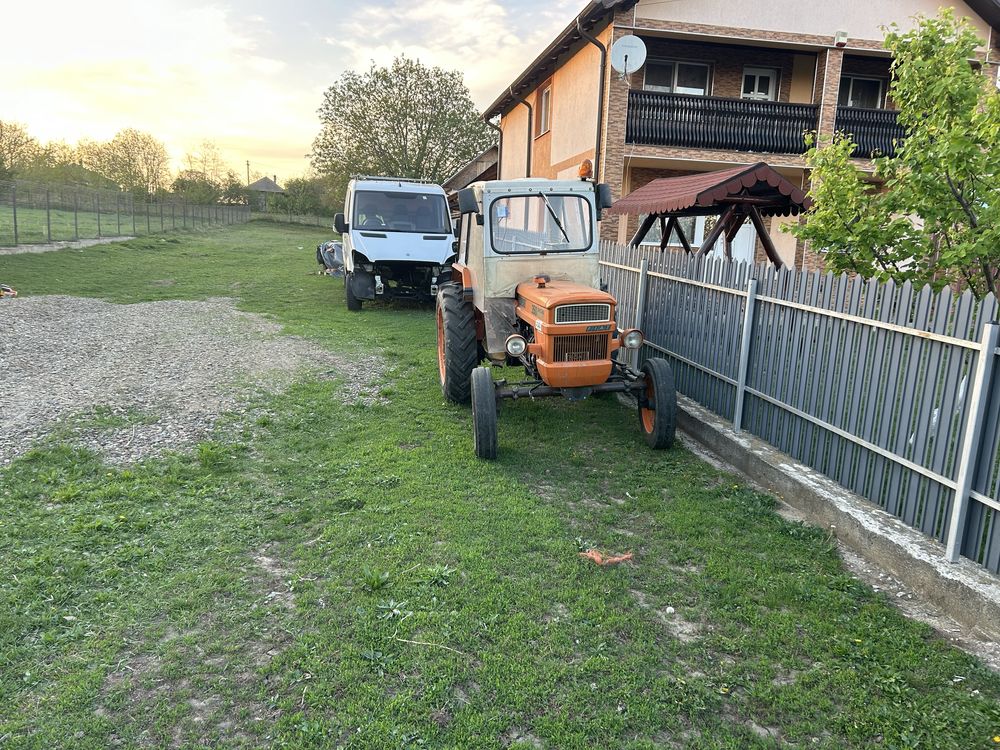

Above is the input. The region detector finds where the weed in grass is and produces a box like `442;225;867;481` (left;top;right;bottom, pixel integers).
360;566;392;592
423;564;456;587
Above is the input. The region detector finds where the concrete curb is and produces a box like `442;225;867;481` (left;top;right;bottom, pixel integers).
676;395;1000;640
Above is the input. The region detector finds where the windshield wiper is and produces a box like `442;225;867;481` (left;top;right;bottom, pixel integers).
540;195;570;243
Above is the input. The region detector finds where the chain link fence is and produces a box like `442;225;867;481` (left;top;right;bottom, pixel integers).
0;179;251;247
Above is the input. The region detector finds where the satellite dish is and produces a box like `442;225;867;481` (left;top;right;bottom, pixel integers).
610;35;647;77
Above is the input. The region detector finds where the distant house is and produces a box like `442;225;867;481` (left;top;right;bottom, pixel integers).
442;146;499;216
248;175;285;211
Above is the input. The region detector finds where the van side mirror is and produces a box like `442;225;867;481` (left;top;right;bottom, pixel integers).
334;213;348;234
453;221;460;238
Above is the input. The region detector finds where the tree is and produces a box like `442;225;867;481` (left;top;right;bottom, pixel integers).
792;10;1000;298
80;129;170;197
171;169;222;204
310;55;495;199
0;121;40;179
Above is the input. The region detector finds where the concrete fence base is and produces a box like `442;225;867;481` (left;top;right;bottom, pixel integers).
677;395;1000;641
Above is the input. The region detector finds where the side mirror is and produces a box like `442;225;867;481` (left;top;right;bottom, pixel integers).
457;188;479;216
453;221;460;238
334;213;348;234
596;183;614;212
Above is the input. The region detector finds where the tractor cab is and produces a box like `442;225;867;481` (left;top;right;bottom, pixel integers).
437;166;676;459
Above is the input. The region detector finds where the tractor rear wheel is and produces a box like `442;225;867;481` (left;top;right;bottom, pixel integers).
471;367;498;460
345;272;362;311
638;358;677;449
437;284;479;403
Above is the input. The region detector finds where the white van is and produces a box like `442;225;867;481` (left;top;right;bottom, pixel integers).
333;177;456;310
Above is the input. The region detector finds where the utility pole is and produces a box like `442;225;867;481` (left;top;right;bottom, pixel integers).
246;160;250;186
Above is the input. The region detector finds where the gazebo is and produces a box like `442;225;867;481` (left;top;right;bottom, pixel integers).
607;163;811;267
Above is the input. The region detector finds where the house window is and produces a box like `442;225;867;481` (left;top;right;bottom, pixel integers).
536;86;552;136
838;76;885;109
643;60;711;96
742;67;779;101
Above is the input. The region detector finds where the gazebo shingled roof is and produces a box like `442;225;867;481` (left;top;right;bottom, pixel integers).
607;163;811;218
607;163;813;267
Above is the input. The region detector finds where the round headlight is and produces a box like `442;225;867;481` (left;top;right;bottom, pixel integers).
622;330;644;350
505;335;528;357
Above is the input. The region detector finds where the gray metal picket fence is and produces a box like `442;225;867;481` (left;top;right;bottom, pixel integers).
600;240;1000;573
0;179;251;247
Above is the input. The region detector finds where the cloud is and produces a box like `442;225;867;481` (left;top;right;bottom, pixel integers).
324;0;583;107
1;0;317;176
0;0;585;178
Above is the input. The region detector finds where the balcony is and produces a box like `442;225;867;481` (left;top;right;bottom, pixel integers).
834;107;905;158
626;90;818;155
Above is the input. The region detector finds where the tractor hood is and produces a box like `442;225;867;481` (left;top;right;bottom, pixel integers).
515;280;615;309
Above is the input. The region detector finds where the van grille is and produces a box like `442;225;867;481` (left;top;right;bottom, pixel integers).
554;303;611;324
553;334;609;362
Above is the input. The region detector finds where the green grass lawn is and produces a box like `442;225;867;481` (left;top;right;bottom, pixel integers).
0;204;239;245
2;223;999;749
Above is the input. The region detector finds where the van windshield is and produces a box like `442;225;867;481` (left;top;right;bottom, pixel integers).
490;194;593;254
352;190;450;234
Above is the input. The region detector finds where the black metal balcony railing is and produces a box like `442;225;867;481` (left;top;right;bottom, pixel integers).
834;107;905;158
626;90;818;154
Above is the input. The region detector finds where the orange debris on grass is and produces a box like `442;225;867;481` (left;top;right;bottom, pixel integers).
579;549;634;566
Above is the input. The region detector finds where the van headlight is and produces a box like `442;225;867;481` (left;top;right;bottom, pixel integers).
622;330;644;350
505;335;528;357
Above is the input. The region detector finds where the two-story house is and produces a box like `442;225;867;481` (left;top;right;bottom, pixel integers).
484;0;1000;269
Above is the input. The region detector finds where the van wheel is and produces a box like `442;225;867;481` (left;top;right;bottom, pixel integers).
638;358;676;449
345;272;362;311
437;284;479;403
471;367;498;460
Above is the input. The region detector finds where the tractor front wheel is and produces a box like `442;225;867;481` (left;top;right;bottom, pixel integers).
471;367;498;460
638;358;677;449
436;284;479;403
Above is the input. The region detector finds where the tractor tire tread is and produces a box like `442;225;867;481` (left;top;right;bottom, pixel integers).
438;284;479;404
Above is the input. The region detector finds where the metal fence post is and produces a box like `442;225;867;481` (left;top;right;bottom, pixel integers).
633;257;650;368
73;189;79;240
96;193;101;238
11;184;18;246
733;278;759;433
116;193;121;236
146;200;150;234
45;189;51;242
131;195;136;235
945;322;1000;563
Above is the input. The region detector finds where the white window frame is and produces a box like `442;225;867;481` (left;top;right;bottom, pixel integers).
642;59;712;96
536;86;552;136
839;75;886;109
741;66;779;101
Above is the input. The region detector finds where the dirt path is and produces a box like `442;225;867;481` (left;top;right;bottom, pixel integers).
0;294;383;464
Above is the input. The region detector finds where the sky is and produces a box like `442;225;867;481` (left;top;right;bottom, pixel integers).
2;0;583;182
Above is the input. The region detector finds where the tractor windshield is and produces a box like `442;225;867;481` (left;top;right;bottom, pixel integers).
489;194;593;254
352;191;451;234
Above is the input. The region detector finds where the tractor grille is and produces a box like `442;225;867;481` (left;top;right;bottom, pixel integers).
552;334;609;362
554;303;611;324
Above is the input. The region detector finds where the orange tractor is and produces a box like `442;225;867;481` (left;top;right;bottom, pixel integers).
436;169;677;459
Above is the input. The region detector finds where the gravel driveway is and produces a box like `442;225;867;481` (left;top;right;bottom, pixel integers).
0;295;382;465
